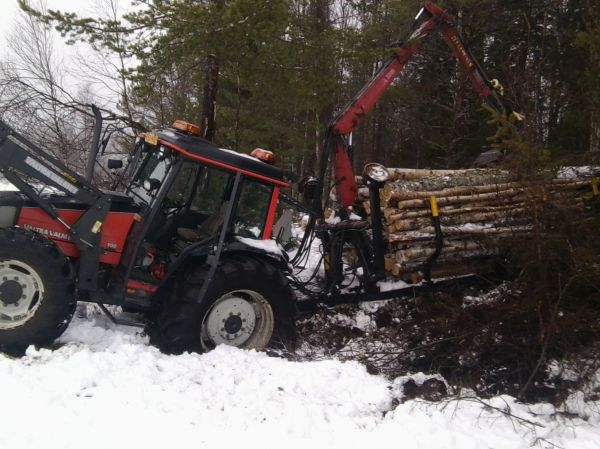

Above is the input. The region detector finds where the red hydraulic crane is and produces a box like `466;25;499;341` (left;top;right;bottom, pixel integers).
322;1;522;209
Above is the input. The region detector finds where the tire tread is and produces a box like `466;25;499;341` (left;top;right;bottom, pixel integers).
154;254;297;354
0;227;76;355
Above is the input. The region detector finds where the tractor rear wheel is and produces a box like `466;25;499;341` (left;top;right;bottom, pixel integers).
155;255;297;354
0;227;76;355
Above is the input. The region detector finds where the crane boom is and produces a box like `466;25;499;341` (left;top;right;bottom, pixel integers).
324;1;521;209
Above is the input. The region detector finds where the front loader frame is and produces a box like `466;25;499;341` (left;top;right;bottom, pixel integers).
0;119;111;292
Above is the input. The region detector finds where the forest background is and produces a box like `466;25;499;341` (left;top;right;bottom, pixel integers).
1;0;599;178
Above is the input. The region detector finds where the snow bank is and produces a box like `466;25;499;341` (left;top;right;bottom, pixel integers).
556;166;600;179
0;310;390;449
0;308;598;449
380;394;599;449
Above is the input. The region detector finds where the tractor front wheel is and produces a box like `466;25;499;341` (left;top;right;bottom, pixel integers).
156;255;297;354
0;227;76;355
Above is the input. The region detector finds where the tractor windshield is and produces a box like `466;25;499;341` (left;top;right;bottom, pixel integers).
127;146;175;207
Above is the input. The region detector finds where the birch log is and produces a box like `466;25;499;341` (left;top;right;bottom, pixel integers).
352;166;597;281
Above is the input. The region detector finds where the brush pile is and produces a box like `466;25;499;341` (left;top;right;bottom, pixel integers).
354;167;598;281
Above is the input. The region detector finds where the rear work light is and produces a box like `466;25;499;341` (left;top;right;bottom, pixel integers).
172;120;202;136
251;148;275;165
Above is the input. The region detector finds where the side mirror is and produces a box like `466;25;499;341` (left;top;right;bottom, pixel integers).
107;159;123;169
143;178;161;192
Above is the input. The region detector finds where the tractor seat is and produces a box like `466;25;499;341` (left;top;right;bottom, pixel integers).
176;227;205;241
176;203;228;242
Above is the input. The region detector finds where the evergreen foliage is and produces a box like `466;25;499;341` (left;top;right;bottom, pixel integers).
14;0;600;174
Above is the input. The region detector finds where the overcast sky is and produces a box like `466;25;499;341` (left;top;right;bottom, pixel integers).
0;1;94;46
0;1;134;58
0;0;134;105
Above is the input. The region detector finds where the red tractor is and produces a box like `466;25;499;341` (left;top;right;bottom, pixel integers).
0;118;297;354
0;2;520;355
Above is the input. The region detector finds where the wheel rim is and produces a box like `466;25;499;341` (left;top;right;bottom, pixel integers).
201;289;274;350
0;259;45;330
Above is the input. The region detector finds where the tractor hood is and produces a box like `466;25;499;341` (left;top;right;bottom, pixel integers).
0;188;139;215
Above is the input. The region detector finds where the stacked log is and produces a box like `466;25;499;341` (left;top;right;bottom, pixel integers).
355;168;598;281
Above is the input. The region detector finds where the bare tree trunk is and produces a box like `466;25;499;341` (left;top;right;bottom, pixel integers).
591;109;600;156
586;0;600;157
590;47;600;156
201;54;219;142
310;0;334;173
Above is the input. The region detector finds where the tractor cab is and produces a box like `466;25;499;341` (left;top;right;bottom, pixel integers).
119;121;290;302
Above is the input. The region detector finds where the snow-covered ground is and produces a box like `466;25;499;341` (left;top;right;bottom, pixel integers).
1;178;599;448
1;306;598;449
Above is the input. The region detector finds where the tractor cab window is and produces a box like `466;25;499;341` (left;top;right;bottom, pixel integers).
167;164;274;242
190;166;232;214
164;162;198;209
169;165;235;240
127;146;176;207
233;179;273;239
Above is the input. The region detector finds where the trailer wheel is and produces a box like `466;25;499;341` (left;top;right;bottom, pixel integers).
156;255;297;354
0;227;75;355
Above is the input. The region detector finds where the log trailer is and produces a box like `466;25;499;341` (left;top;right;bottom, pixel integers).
293;1;522;304
0;1;520;355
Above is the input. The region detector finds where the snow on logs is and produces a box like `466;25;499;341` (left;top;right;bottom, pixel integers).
354;167;598;281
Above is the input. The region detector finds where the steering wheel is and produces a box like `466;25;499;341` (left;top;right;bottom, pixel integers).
162;194;186;216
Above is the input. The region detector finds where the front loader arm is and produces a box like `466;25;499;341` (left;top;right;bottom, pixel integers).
323;1;521;209
0;121;103;204
0;119;112;291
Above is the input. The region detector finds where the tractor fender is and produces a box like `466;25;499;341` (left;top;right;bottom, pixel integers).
172;238;290;277
224;239;290;272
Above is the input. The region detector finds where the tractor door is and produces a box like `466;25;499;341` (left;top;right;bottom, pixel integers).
123;158;278;285
172;163;274;244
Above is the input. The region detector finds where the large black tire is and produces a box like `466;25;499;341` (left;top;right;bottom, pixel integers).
155;255;297;354
0;227;76;355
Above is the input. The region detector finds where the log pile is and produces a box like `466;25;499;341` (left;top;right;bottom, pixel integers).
355;168;598;281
